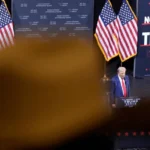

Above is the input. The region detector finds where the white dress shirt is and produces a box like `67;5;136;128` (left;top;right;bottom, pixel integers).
118;75;126;95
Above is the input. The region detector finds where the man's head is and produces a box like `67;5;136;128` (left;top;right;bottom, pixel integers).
117;67;126;79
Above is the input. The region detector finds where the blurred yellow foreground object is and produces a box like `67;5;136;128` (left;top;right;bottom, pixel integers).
0;37;110;149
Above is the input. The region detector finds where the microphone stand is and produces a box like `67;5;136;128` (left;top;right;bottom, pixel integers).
101;60;109;82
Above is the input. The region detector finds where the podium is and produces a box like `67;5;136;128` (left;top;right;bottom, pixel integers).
115;96;141;108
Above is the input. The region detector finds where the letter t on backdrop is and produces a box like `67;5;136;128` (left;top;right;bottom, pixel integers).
94;0;119;61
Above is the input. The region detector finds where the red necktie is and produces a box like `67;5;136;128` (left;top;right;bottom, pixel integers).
122;79;127;97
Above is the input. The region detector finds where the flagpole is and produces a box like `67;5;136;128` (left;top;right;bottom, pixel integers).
2;0;10;14
101;60;109;82
121;61;123;66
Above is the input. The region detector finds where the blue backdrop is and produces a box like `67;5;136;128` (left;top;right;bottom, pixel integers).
12;0;94;38
134;0;150;77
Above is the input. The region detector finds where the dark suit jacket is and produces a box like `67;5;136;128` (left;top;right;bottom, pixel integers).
111;75;130;103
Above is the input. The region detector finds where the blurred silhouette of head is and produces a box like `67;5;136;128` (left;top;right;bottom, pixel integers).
0;37;109;149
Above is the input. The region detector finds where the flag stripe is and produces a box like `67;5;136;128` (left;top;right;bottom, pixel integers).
6;25;14;45
0;32;5;48
95;33;111;61
96;31;109;59
97;28;111;58
10;23;14;37
118;19;132;56
124;24;136;54
130;20;138;37
124;24;136;55
127;23;136;53
4;26;12;45
107;24;117;55
118;0;137;62
2;28;10;46
97;20;112;58
108;22;118;54
0;1;14;49
99;19;115;57
97;22;112;58
128;21;136;44
99;18;118;57
94;0;119;61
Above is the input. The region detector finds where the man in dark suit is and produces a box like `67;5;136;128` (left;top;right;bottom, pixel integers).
111;67;130;106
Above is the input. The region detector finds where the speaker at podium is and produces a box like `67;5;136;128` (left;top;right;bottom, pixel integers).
115;96;141;108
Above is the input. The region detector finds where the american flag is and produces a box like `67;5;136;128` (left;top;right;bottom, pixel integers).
0;1;14;49
117;0;137;62
94;0;119;61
